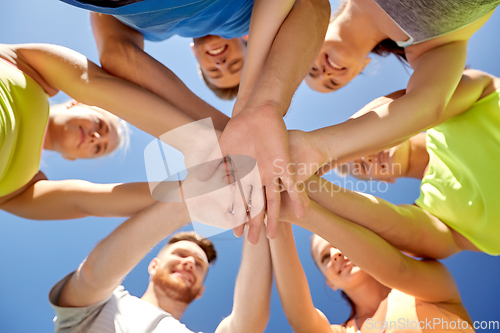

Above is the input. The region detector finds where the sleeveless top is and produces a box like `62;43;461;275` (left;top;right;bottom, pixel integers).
0;59;49;197
373;0;500;46
415;88;500;255
332;290;474;332
59;0;253;41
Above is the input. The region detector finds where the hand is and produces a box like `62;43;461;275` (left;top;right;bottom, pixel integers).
202;105;308;243
288;130;329;183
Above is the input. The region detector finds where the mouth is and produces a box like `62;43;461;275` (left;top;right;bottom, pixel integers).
78;126;85;148
207;44;228;56
173;270;194;285
338;260;352;274
325;53;346;71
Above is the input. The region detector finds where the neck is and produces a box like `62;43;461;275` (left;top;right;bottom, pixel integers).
141;283;189;320
329;1;388;59
405;133;429;179
344;278;391;324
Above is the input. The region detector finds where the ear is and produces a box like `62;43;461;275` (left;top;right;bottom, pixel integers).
325;278;339;291
194;285;205;300
62;155;77;161
362;57;371;71
148;257;160;276
190;41;195;56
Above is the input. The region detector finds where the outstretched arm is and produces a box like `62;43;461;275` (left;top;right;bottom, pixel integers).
57;200;190;307
0;179;161;220
9;43;219;155
269;222;332;333
290;69;492;180
217;0;330;242
314;42;474;165
90;13;230;132
280;176;463;305
215;225;272;333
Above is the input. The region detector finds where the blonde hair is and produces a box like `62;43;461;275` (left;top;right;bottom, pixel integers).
51;100;130;158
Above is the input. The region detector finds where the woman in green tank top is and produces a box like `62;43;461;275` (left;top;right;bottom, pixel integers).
286;69;500;258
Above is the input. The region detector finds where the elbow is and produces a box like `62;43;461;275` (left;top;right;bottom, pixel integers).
98;39;139;80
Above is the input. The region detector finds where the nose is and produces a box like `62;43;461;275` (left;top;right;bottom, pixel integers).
89;131;101;143
330;249;343;261
215;57;227;68
181;256;196;270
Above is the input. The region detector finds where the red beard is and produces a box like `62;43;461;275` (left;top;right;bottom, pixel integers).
152;268;200;304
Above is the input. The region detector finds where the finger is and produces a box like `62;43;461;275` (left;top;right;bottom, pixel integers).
233;224;245;238
265;181;281;239
247;205;266;244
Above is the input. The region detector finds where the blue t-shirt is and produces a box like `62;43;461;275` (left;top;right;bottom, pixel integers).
59;0;253;41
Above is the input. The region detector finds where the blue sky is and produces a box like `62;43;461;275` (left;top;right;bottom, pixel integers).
1;1;500;332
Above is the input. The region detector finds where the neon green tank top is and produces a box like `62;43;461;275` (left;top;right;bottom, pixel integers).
0;59;49;197
415;88;500;255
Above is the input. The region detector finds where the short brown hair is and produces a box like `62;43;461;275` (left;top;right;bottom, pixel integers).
159;231;217;265
201;70;239;100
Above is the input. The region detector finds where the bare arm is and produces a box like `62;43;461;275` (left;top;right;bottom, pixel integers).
305;69;491;175
0;179;161;220
269;222;332;333
218;0;330;242
282;176;462;304
11;43;215;154
90;13;230;132
233;0;295;113
215;225;272;333
57;201;190;307
316;42;471;164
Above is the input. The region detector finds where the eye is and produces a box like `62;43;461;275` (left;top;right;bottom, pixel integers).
95;144;101;154
98;118;103;130
329;79;339;87
321;253;330;264
361;162;368;173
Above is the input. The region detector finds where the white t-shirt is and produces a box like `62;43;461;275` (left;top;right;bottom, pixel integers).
50;273;198;333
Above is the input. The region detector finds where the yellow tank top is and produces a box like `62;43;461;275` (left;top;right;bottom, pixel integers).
0;59;49;197
415;88;500;255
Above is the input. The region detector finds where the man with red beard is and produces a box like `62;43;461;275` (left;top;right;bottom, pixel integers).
48;199;272;333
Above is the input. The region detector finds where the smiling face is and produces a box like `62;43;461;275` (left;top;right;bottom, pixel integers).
305;39;371;93
339;141;410;181
191;35;246;89
311;235;370;291
151;240;209;304
48;103;120;160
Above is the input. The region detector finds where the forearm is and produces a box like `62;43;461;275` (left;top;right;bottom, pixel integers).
270;222;330;333
244;0;330;113
216;226;272;333
293;197;460;303
59;201;190;307
91;13;229;131
233;0;295;114
0;179;157;220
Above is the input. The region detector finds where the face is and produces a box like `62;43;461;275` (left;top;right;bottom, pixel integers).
50;104;120;160
311;235;369;291
192;35;246;88
342;141;410;181
305;37;370;93
151;241;209;304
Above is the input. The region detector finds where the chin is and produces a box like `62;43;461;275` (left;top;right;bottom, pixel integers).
152;269;200;304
